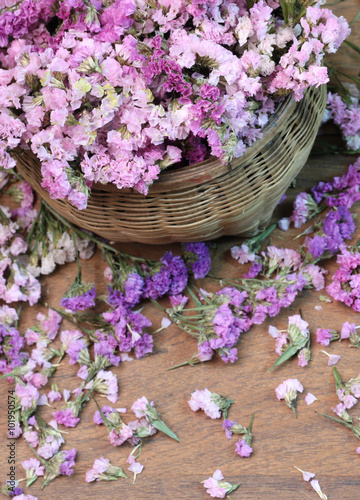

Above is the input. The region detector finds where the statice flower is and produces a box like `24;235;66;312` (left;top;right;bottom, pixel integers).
141;252;188;299
290;193;322;228
167;286;251;366
269;315;310;370
230;244;257;265
60;283;96;313
93;405;136;447
324;88;360;151
182;242;211;279
327;244;360;312
21;458;44;487
102;289;153;359
0;306;26;375
0;0;349;208
188;389;234;419
127;453;144;484
275;378;304;417
42;449;77;488
294;466;316;482
311;479;328;500
86;369;118;404
315;328;339;346
321;351;341;366
203;470;239;499
85;457;127;483
130;396;179;441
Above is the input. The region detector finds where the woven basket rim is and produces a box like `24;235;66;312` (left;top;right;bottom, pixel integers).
14;92;297;195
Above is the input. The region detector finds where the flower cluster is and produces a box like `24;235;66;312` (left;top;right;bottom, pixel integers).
0;0;349;207
327;243;360;312
188;389;234;419
323;85;360;152
223;413;255;458
275;378;304;417
94;396;179;446
203;470;240;499
269;314;310;369
85;457;127;483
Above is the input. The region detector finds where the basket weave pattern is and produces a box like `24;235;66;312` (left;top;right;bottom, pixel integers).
14;85;326;244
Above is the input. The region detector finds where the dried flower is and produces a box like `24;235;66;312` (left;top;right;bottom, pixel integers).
321;351;341;366
311;479;328;500
188;389;234;419
275;379;304;417
294;466;316;482
203;470;240;499
85;457;127;483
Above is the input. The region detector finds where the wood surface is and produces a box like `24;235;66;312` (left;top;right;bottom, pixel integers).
1;2;360;498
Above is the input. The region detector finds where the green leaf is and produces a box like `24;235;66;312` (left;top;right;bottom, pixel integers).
27;476;38;487
333;366;343;390
316;411;353;429
279;0;289;23
186;286;204;307
149;418;180;442
344;40;360;54
227;484;240;494
268;345;299;372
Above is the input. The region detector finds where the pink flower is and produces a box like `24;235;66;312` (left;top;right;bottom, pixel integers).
294;466;316;482
305;393;318;406
131;396;150;418
235;439;253;457
321;350;341;366
310;479;328;499
230;244;256;265
275;379;304;417
341;321;356;339
188;389;225;419
21;457;45;485
203;470;239;498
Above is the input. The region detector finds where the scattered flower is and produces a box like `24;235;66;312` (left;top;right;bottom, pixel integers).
275;379;304;417
321;351;341;366
188;389;234;419
85;457;127;483
203;470;240;499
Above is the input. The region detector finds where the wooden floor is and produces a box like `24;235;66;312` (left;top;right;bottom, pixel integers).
1;2;360;499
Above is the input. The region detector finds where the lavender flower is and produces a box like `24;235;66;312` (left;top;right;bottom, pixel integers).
60;283;96;312
182;242;211;279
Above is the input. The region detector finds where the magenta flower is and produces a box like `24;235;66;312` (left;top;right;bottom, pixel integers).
235;439;253;458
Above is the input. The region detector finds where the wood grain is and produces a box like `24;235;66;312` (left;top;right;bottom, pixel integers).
1;3;360;498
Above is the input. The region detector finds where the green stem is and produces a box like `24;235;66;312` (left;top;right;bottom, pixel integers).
167;360;191;370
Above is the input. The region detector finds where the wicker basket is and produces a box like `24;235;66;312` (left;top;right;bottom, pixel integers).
14;85;326;244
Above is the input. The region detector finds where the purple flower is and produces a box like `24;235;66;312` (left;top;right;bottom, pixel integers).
124;272;144;306
60;284;96;312
182;242;211;279
52;408;80;428
315;328;339;346
235;438;253;457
